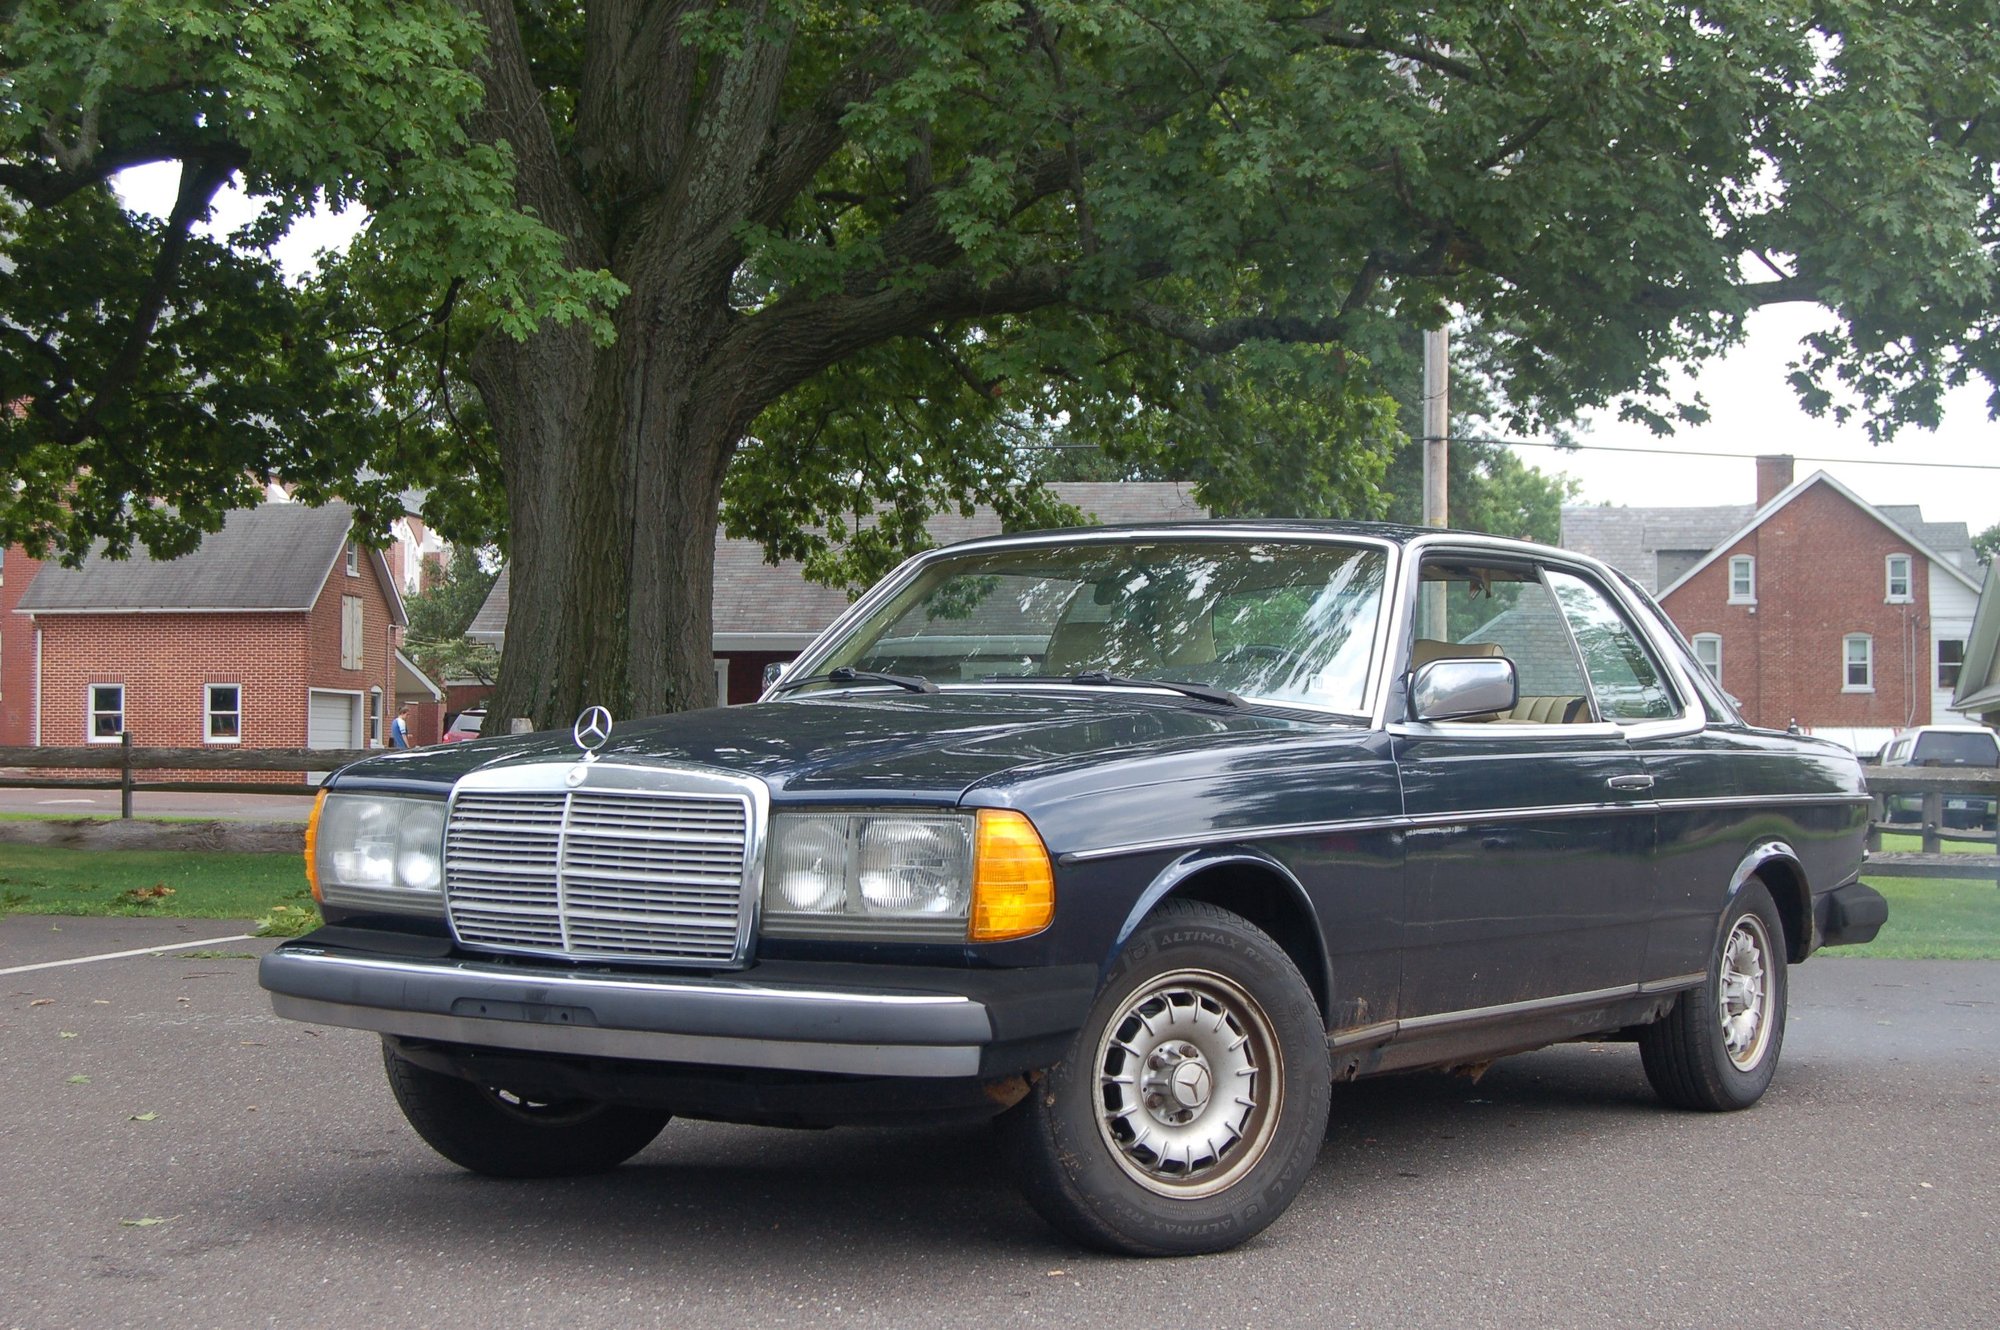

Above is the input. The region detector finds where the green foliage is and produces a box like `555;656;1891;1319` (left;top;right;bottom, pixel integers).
0;0;611;561
403;554;502;683
1974;522;2000;567
7;1;2000;714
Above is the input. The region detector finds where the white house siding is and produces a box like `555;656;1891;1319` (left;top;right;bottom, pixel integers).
1931;560;1979;722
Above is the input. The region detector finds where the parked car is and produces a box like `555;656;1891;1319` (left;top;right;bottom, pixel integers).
261;522;1883;1256
1876;724;2000;829
440;708;485;743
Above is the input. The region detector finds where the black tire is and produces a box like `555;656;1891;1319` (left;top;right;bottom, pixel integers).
1640;880;1788;1111
997;899;1330;1256
381;1042;671;1177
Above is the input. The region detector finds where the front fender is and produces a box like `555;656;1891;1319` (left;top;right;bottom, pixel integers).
1106;846;1334;1014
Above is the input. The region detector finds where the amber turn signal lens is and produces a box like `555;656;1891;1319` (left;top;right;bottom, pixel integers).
970;809;1054;941
304;789;327;903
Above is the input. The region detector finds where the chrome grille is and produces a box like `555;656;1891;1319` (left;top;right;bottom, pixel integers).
444;783;753;965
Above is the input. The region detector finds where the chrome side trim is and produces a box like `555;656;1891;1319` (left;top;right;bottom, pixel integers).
1396;983;1643;1033
271;994;982;1078
1327;977;1700;1048
1061;793;1864;864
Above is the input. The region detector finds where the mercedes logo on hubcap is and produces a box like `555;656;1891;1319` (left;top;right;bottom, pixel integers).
572;705;614;756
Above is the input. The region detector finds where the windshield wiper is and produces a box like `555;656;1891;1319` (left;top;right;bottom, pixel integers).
774;665;938;695
984;671;1240;708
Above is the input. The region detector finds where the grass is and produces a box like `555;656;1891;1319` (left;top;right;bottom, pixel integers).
0;843;316;933
1830;832;2000;960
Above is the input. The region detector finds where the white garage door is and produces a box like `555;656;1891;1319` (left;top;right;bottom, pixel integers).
307;690;360;749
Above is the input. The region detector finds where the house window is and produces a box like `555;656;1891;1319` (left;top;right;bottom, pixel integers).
369;687;384;745
1692;634;1722;686
1938;638;1966;690
1844;634;1874;692
1727;556;1756;604
346;541;360;577
205;684;242;743
1885;554;1913;602
89;684;125;742
340;595;364;670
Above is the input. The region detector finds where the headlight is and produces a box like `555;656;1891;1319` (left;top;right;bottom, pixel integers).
309;792;447;916
761;809;1052;942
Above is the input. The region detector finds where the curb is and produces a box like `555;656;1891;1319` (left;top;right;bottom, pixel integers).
0;817;304;855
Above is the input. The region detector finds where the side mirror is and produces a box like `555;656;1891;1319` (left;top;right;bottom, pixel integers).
762;661;789;690
1411;657;1518;723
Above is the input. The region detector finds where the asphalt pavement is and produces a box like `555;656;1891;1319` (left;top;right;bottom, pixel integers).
0;789;312;822
2;919;1995;1329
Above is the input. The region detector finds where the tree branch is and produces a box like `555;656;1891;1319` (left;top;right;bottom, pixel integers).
745;0;962;229
1294;12;1487;85
37;147;244;446
464;0;599;264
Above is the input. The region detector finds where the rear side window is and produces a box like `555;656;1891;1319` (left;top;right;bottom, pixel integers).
1910;731;2000;766
1542;569;1679;722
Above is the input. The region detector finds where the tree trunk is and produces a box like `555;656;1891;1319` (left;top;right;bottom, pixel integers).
470;289;741;730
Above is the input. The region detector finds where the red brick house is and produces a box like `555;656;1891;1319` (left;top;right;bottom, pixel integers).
8;502;439;760
1564;456;1981;752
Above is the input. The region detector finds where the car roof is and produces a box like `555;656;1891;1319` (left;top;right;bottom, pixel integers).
933;517;1574;561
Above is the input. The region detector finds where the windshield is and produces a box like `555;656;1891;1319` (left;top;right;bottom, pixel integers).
795;538;1389;714
1911;731;2000;765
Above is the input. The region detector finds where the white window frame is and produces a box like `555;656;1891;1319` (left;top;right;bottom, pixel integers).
1727;555;1756;604
368;687;385;746
88;683;125;743
714;659;731;707
1692;633;1722;686
1843;634;1874;693
345;541;360;577
1937;637;1966;691
204;683;243;744
1885;553;1913;603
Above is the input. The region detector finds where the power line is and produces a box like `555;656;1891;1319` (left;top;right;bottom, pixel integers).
1468;435;2000;473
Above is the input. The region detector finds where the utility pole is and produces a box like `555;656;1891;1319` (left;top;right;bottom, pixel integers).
1421;326;1449;528
1421;325;1449;641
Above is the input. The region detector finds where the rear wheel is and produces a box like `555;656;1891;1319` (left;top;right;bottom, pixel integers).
999;900;1329;1255
1640;881;1787;1111
382;1042;671;1177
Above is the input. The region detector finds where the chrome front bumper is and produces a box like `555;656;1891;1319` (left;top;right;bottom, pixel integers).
259;937;1094;1079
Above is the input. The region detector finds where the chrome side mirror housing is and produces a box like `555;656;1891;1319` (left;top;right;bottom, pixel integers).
1411;657;1518;723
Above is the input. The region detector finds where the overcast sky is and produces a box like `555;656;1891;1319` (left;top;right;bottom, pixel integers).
121;165;1996;534
1508;303;1998;533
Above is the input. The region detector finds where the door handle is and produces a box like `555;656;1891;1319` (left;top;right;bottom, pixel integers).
1606;773;1655;792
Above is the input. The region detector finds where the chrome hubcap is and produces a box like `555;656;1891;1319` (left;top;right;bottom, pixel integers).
1719;913;1775;1071
1094;970;1282;1198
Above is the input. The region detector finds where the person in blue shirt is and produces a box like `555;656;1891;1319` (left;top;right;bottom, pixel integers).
389;704;413;748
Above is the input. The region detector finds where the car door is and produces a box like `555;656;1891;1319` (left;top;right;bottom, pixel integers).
1392;555;1662;1018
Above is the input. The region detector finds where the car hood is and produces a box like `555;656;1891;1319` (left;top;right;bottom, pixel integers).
336;690;1341;802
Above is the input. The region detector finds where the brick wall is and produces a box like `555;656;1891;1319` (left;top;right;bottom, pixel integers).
1665;481;1931;730
28;542;402;780
0;544;46;744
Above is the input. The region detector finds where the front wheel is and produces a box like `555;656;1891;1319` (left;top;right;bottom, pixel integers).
1640;881;1788;1111
998;900;1330;1256
382;1042;671;1177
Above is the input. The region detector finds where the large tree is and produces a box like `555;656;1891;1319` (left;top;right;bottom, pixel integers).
4;2;1997;724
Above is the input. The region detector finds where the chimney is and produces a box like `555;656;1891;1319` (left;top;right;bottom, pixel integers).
1755;454;1795;508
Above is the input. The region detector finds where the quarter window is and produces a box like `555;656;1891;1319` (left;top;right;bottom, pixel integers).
1692;634;1722;686
1886;554;1913;602
206;684;242;743
1938;638;1966;690
1844;635;1874;692
89;684;125;742
1727;556;1755;604
1544;569;1679;722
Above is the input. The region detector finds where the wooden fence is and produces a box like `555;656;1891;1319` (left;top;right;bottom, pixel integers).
0;736;376;814
1858;764;2000;884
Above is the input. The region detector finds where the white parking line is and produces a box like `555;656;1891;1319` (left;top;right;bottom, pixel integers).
0;933;257;976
